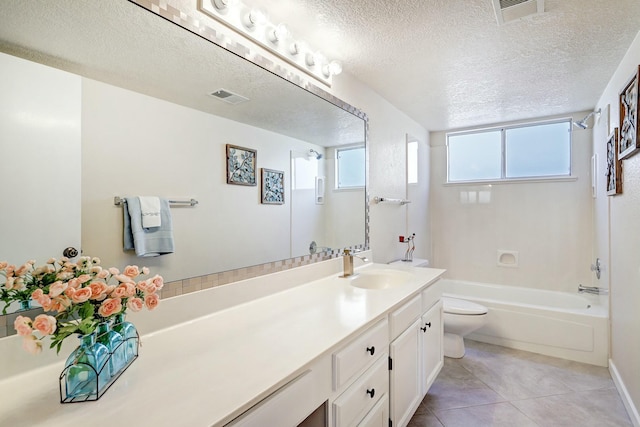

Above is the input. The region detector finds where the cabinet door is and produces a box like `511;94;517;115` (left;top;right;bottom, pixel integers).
389;318;421;427
420;300;443;396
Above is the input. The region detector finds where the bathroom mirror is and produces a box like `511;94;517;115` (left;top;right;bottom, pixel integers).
0;0;367;314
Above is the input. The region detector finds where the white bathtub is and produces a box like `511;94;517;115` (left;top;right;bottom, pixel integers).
438;279;609;366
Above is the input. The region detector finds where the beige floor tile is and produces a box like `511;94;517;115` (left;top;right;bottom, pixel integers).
511;388;632;427
433;402;539;427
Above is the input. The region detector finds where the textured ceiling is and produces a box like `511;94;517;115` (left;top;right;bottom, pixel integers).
0;0;364;146
1;1;640;134
245;0;640;130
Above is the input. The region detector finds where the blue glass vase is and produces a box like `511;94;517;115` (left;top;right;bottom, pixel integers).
112;314;139;363
64;332;110;399
96;322;126;376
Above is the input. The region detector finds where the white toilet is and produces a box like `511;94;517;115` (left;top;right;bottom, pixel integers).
442;297;488;358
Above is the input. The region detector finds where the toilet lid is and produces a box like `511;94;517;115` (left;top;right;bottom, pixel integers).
443;297;488;315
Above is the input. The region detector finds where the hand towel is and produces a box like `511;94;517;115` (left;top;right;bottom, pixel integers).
123;197;174;257
138;196;161;228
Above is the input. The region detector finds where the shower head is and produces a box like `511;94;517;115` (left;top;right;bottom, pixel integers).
309;149;323;160
573;108;601;130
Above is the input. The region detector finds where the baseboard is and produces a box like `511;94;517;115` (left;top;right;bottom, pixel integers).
609;359;640;427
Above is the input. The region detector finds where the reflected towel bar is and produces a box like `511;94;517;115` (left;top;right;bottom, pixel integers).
373;196;411;205
113;196;198;207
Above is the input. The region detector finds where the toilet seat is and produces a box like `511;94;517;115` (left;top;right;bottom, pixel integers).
443;297;488;315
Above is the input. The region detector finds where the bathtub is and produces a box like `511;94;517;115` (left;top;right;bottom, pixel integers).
438;279;609;366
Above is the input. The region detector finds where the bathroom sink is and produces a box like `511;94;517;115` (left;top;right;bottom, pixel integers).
348;269;414;290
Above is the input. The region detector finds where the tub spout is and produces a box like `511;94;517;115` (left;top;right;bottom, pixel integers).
578;284;608;295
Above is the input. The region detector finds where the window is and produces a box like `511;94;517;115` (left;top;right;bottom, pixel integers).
407;140;418;184
447;120;571;183
336;146;365;188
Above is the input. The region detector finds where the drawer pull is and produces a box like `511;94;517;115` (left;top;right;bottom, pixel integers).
420;322;432;333
366;346;375;356
366;388;375;398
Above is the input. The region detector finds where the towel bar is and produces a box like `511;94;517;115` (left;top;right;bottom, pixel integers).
113;196;198;207
372;196;411;205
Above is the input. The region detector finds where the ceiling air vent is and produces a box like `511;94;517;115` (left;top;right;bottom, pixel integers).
492;0;544;25
208;88;249;105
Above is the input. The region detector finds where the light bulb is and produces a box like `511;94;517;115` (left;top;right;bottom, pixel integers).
289;41;300;55
305;52;316;67
322;60;343;77
243;9;267;28
267;24;289;43
212;0;237;10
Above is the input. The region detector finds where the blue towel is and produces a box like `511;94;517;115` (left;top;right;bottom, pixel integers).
123;197;175;257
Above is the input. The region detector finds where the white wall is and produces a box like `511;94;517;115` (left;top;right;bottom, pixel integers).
81;78;324;282
0;53;81;265
329;73;430;264
429;117;593;292
594;30;640;424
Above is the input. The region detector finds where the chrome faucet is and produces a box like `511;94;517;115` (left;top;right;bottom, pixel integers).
578;284;608;295
341;249;369;278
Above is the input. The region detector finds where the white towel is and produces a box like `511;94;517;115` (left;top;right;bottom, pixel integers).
138;196;161;228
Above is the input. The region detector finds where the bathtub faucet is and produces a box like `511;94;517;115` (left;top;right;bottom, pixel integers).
578;284;608;295
341;249;368;278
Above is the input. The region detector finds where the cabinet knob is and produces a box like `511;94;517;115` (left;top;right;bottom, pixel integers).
421;322;432;333
420;326;427;333
366;388;375;398
366;346;375;356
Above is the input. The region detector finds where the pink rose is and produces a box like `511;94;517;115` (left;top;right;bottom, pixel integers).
67;278;80;289
144;293;160;311
64;286;76;298
0;261;7;269
71;287;92;304
15;264;30;276
50;296;71;312
141;267;149;275
98;298;123;318
22;335;42;355
32;314;57;335
137;280;156;294
114;274;134;284
126;297;144;312
110;284;129;299
108;267;119;275
77;274;92;284
48;281;68;298
13;278;26;291
14;315;33;337
124;282;137;297
150;275;164;291
89;282;109;300
5;277;15;290
123;265;140;278
96;269;109;279
31;288;44;300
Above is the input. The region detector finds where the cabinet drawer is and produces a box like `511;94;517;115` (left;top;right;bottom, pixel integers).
421;283;442;313
333;355;389;427
357;394;388;427
333;318;389;390
390;295;421;340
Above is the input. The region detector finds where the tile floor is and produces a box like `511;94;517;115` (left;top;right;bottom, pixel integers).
409;340;632;427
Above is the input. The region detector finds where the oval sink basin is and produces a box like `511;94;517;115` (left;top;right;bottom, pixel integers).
348;269;414;290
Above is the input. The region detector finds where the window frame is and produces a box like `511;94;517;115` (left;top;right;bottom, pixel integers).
446;118;573;184
335;144;366;190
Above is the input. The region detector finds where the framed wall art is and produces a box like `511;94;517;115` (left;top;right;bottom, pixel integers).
606;128;622;196
226;144;256;186
261;168;284;204
618;66;640;160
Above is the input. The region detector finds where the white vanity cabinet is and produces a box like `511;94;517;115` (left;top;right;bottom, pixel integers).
225;355;332;427
389;295;423;427
331;319;390;427
419;299;443;396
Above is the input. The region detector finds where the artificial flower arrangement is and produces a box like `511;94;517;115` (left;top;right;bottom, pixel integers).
0;256;162;355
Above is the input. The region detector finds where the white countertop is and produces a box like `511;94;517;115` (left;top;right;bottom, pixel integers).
0;263;444;427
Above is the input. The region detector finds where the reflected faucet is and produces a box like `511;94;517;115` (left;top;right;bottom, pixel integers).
578;284;608;295
341;249;369;278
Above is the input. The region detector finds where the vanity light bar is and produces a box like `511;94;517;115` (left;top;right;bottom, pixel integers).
199;0;341;86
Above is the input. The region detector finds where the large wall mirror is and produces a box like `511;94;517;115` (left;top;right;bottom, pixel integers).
0;0;367;321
